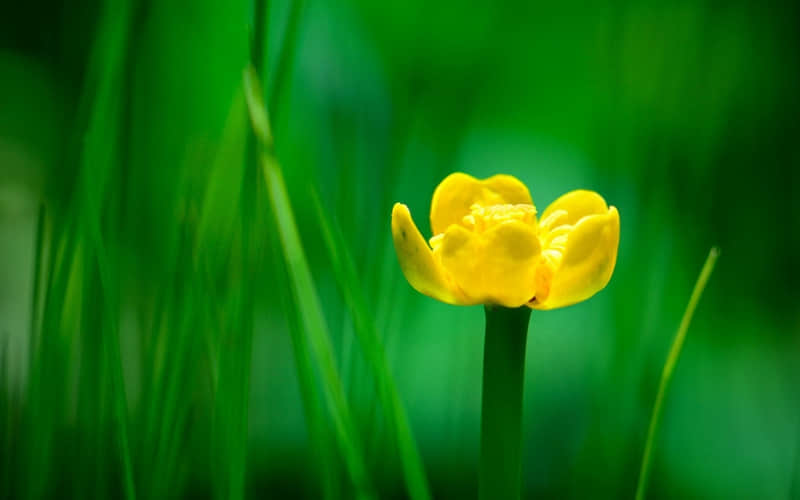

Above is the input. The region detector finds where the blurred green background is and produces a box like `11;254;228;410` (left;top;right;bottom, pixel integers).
1;0;799;498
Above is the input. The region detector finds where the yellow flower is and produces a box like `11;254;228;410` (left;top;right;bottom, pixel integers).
391;172;620;310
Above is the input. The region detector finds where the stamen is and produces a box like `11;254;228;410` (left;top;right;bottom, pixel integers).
540;225;571;248
539;209;568;232
463;203;538;233
549;234;568;251
461;214;476;229
429;233;444;250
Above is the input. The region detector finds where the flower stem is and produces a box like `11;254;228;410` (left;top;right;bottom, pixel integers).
480;305;532;500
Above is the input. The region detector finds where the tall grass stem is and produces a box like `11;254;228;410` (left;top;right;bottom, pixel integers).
635;247;720;500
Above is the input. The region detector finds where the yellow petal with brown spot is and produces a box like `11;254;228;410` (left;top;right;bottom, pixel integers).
391;203;465;305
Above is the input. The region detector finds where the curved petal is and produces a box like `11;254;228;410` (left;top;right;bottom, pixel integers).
430;172;533;236
531;206;620;310
482;174;534;207
436;225;483;303
440;220;540;307
391;203;465;305
540;190;608;227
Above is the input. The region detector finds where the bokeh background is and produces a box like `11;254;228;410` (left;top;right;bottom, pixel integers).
1;0;799;498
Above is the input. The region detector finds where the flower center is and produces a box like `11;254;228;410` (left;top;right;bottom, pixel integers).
428;203;539;251
461;203;538;233
426;203;576;306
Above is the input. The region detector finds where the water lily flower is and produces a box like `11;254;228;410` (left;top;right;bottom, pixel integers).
391;172;619;310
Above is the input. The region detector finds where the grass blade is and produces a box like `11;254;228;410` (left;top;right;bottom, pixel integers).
23;0;136;495
262;153;373;498
245;67;374;498
28;204;46;355
1;334;14;499
270;224;340;499
311;189;432;500
195;85;256;500
266;0;305;123
76;0;136;494
635;247;720;500
249;9;338;492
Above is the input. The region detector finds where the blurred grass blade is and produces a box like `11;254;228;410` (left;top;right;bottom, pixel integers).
23;0;137;496
25;221;78;499
28;204;46;352
244;66;273;150
76;0;136;495
247;21;337;493
1;334;13;499
194;85;255;500
311;189;432;500
270;223;340;500
261;153;373;498
245;67;374;498
266;0;305;122
635;247;720;500
248;49;337;496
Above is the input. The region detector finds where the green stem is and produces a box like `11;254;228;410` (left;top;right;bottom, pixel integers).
480;305;532;500
635;247;719;500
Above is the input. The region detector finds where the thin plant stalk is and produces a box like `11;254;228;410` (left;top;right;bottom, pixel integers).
635;247;720;500
479;305;532;500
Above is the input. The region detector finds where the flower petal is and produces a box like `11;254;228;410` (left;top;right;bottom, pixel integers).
531;206;620;310
482;174;534;208
430;172;532;236
436;225;483;302
540;190;608;227
440;220;540;307
391;203;464;304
